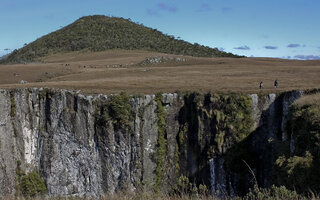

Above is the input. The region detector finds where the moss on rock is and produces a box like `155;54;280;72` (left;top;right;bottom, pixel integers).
155;93;167;191
175;92;254;195
10;92;16;118
274;102;320;192
209;93;254;154
95;92;135;130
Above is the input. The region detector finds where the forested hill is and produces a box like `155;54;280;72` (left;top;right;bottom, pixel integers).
1;15;242;64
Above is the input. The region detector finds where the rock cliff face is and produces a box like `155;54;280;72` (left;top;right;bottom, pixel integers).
0;88;303;197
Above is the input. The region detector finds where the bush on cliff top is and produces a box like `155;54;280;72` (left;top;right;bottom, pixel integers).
95;92;134;129
109;92;134;127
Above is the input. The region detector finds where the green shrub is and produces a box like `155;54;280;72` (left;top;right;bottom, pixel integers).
108;92;134;127
20;171;47;197
95;92;134;129
173;175;209;197
275;151;314;192
242;184;304;200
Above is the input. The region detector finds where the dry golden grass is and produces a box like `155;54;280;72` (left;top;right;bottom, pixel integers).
0;49;319;95
294;93;320;106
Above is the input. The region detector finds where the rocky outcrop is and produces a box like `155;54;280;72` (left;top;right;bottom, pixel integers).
138;56;187;66
0;88;304;197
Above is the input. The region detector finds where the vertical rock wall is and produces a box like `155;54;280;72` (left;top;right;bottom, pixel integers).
0;88;303;197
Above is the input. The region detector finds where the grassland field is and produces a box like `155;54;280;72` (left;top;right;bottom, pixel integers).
1;49;319;95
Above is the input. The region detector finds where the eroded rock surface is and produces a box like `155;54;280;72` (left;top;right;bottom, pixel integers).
0;88;303;197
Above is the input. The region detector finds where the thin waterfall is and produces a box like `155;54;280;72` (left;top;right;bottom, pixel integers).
209;158;216;195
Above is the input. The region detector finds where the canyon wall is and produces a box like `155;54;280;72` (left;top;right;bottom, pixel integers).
0;88;304;197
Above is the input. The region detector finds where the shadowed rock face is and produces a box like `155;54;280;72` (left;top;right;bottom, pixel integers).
0;88;303;197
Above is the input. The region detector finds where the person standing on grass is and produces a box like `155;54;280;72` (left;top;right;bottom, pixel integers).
259;81;263;89
274;79;278;89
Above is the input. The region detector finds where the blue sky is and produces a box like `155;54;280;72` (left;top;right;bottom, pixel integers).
1;0;320;59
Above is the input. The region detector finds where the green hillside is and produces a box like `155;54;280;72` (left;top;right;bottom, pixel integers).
1;15;241;64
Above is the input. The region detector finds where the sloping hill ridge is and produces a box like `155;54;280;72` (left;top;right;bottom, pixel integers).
1;15;241;64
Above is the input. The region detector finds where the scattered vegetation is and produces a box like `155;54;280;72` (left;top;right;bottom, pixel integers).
241;184;305;200
172;175;209;197
274;99;320;193
1;15;241;64
5;90;320;199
